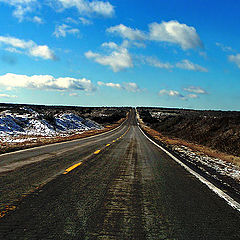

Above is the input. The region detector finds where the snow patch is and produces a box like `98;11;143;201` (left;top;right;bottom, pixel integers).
173;145;240;182
0;108;102;142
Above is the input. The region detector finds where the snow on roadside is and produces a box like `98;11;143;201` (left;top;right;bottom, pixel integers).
136;110;240;186
172;145;240;182
0;108;102;143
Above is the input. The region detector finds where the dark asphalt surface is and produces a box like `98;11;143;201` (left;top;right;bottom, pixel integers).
0;110;240;239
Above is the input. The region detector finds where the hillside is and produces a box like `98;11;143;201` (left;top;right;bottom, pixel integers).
0;104;129;152
137;107;240;157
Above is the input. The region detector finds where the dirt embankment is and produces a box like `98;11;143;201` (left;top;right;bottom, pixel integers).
137;107;240;159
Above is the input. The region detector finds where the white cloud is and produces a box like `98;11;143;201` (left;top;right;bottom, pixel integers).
79;17;92;25
159;88;205;100
149;20;203;50
187;94;198;99
183;86;207;94
64;17;78;25
85;42;133;72
53;24;80;38
123;82;140;92
158;89;184;98
29;45;55;60
216;42;234;52
0;0;37;21
107;24;146;40
32;16;43;24
143;56;173;69
97;81;121;89
228;54;240;68
5;47;22;54
101;41;118;49
55;0;114;17
0;73;96;92
97;81;141;92
0;36;33;49
0;93;18;98
176;59;208;72
85;50;99;58
0;36;56;60
89;1;114;17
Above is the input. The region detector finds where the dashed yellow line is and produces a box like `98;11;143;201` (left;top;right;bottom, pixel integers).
94;150;101;154
0;205;16;218
63;126;130;176
63;162;82;174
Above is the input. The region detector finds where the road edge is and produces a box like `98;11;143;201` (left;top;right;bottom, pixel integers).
137;122;240;213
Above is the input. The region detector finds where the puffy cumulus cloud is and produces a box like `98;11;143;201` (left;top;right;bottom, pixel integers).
106;24;146;41
85;42;133;72
158;89;184;98
122;82;141;92
149;20;203;50
0;73;96;92
101;41;118;49
159;88;205;100
53;24;80;38
183;86;207;94
0;0;38;21
29;45;56;60
89;1;114;17
228;54;240;68
55;0;114;17
0;93;18;98
0;36;56;60
85;50;99;58
0;36;33;49
143;56;173;70
32;16;43;24
97;81;121;89
176;59;208;72
97;81;141;92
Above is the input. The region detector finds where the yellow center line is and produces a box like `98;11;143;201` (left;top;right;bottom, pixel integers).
64;126;130;176
63;162;82;174
94;150;101;154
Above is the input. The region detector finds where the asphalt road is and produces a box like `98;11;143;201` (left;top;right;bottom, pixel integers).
0;109;240;239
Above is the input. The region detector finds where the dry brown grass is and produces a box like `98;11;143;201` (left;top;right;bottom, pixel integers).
141;124;240;167
0;117;126;154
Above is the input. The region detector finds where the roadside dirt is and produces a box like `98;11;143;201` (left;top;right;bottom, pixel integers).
137;107;240;166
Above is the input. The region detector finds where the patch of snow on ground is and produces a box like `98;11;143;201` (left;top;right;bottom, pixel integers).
173;145;240;182
0;109;102;143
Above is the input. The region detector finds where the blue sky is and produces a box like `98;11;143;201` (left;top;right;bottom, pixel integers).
0;0;239;110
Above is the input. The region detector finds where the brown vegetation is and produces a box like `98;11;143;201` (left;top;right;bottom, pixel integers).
137;107;240;167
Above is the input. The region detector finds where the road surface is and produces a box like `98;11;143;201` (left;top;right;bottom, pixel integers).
0;109;240;239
